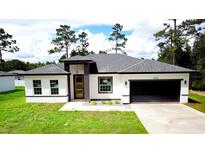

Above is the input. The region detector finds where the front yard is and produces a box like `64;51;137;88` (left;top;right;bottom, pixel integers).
185;92;205;113
0;87;147;134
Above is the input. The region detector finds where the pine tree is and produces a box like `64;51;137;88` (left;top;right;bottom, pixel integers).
108;23;128;54
0;28;19;63
48;25;77;58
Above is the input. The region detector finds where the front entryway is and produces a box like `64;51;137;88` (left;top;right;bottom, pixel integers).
74;75;84;99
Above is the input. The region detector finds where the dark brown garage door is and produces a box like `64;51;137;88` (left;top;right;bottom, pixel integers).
130;80;181;102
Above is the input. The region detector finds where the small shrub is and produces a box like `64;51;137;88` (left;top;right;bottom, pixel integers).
108;100;113;105
115;100;121;104
90;101;97;105
101;101;106;104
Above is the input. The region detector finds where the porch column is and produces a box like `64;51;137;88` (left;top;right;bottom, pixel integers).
64;62;71;101
84;63;90;101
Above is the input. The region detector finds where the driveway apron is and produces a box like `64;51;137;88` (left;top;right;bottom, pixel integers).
130;103;205;134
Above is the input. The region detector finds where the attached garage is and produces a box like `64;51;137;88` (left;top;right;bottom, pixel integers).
130;79;181;103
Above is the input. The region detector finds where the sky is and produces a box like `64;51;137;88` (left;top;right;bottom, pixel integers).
0;19;167;62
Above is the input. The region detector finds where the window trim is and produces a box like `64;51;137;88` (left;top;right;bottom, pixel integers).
50;80;59;95
98;76;113;94
33;80;42;95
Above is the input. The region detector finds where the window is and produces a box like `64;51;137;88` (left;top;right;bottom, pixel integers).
50;80;59;95
98;77;113;93
33;80;42;95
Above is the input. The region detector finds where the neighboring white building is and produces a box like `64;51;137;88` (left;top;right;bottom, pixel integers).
23;54;194;103
9;70;25;86
0;71;15;93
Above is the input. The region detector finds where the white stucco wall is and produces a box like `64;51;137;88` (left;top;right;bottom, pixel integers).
23;71;190;104
24;75;68;103
0;76;15;92
15;80;25;86
69;64;84;100
89;74;122;100
89;73;190;103
14;76;25;86
26;96;68;103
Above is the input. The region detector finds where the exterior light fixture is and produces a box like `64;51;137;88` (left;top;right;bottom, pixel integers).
184;80;187;85
125;81;127;86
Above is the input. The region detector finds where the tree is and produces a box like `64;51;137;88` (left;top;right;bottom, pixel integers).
0;59;55;71
179;19;205;39
0;28;19;63
70;32;94;57
70;32;89;56
0;59;25;71
154;20;177;65
77;32;89;53
48;25;77;58
108;23;128;54
99;50;107;54
190;33;205;90
154;20;191;67
192;33;205;71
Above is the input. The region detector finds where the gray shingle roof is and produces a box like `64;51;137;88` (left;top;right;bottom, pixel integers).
24;54;194;75
0;71;14;76
62;54;194;73
9;70;25;75
120;59;194;73
22;64;69;75
62;55;92;61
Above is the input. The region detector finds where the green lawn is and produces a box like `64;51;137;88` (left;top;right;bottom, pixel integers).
189;92;205;104
0;87;147;134
185;92;205;113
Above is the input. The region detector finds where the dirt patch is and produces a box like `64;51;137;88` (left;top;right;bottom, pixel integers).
191;90;205;96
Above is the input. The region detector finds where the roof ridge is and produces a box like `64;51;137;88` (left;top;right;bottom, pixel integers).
119;59;146;72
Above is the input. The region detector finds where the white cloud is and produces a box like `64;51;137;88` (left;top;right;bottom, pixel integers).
1;20;73;62
79;30;112;52
125;20;164;59
0;19;167;62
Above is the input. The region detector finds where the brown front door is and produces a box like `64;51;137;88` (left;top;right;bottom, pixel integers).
74;75;84;99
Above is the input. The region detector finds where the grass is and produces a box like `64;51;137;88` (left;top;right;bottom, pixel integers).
185;92;205;113
101;101;106;104
114;100;121;104
185;103;205;113
100;100;120;105
188;92;205;104
0;87;147;134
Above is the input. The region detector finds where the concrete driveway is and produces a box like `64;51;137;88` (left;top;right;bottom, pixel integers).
130;103;205;134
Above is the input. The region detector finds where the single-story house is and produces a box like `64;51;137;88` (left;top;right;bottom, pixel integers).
9;70;25;86
23;54;194;103
0;71;15;92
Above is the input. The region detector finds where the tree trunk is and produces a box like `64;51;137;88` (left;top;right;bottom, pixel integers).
173;19;177;65
0;50;2;64
173;52;175;65
115;38;117;54
65;44;69;58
